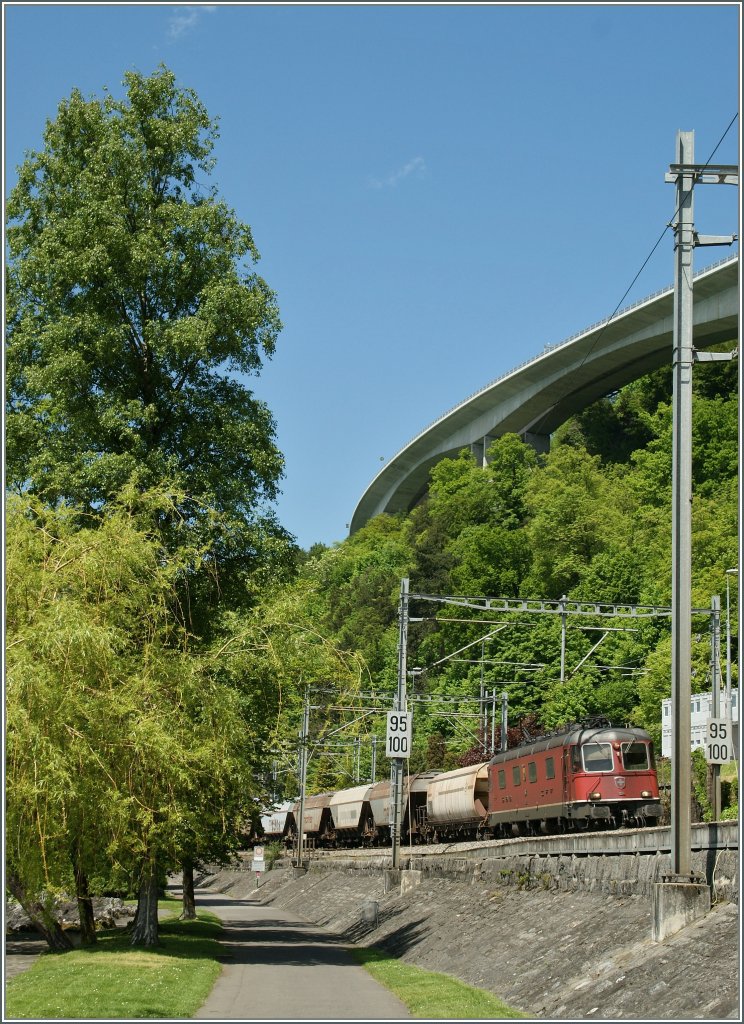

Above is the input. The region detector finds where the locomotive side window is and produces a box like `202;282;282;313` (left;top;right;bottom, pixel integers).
498;769;506;790
621;742;650;771
545;756;555;780
528;761;537;783
512;766;521;786
582;742;613;772
570;746;582;772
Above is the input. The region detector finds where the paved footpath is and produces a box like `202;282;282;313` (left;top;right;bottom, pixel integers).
192;887;410;1021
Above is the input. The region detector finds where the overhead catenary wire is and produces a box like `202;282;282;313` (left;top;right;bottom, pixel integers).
568;112;739;379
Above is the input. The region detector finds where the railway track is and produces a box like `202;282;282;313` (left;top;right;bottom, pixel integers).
301;819;738;865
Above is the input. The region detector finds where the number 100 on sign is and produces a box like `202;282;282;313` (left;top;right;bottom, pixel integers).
386;712;413;758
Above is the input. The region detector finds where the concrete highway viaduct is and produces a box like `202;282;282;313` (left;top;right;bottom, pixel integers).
350;254;739;534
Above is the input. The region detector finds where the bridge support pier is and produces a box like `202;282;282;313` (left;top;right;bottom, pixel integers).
651;875;710;941
521;430;550;454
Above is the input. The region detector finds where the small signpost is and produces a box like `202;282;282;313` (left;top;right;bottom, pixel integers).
251;845;265;887
706;718;733;764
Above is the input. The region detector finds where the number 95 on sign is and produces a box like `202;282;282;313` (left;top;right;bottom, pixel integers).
386;711;413;758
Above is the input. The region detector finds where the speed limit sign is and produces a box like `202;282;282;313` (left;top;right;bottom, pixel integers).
386;711;413;758
706;718;732;764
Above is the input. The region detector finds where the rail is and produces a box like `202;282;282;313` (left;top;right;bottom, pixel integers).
305;819;738;865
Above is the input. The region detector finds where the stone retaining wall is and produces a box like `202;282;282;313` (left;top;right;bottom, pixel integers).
319;844;739;902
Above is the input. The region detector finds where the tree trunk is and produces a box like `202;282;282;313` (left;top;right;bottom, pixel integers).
73;857;97;945
6;871;74;952
130;854;160;947
179;857;197;920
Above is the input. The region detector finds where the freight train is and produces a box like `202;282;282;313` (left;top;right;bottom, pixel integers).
257;720;662;849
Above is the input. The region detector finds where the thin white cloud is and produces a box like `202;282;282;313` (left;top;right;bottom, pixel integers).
369;156;427;190
168;5;217;41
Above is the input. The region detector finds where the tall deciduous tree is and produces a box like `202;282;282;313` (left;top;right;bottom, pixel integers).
6;66;297;941
6;65;293;629
5;490;258;948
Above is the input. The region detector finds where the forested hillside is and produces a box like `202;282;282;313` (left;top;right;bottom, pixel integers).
259;352;738;794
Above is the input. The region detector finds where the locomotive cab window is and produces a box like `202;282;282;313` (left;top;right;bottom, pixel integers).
621;742;650;771
545;756;555;780
528;761;537;783
581;742;613;772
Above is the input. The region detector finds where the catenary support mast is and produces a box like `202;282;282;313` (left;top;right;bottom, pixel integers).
669;129;695;877
391;578;409;870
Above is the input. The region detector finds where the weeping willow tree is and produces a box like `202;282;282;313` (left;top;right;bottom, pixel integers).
5;489;259;948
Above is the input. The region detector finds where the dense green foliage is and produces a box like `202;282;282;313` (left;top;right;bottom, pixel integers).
5;490;262;922
261;358;738;796
5;67;297;946
5;65;294;630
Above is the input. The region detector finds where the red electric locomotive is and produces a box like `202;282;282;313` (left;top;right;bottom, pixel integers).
487;719;662;836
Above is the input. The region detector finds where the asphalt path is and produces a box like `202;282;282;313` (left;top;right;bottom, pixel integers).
192;888;410;1021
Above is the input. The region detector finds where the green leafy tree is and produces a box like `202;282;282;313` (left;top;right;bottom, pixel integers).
5;490;261;948
522;446;627;597
5;65;293;630
484;433;539;527
302;515;412;677
5;65;299;939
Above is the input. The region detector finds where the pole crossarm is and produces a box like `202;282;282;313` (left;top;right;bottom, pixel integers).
410;593;682;618
694;349;738;362
665;163;738;186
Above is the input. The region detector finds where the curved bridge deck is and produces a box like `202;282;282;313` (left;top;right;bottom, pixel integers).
352;255;738;530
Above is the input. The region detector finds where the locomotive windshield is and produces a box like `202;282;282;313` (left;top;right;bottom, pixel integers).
621;741;650;771
580;742;613;772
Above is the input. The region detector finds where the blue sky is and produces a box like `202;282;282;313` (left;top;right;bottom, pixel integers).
4;2;741;549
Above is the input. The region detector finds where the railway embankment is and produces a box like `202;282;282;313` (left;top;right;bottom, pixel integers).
309;821;739;903
196;833;740;1020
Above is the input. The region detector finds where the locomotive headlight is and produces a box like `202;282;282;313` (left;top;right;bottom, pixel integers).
589;791;601;800
641;790;652;798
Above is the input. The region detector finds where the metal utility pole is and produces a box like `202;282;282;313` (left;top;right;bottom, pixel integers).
665;130;737;877
490;689;497;755
483;634;489;749
370;735;377;783
559;595;567;683
295;690;310;867
710;595;722;820
669;129;695;878
725;569;737;723
500;691;509;752
391;577;409;870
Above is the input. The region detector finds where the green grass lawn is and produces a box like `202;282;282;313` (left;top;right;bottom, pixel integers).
6;896;527;1020
5;910;223;1020
352;946;527;1019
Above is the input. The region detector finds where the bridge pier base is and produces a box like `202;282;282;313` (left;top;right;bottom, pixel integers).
651;875;710;941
